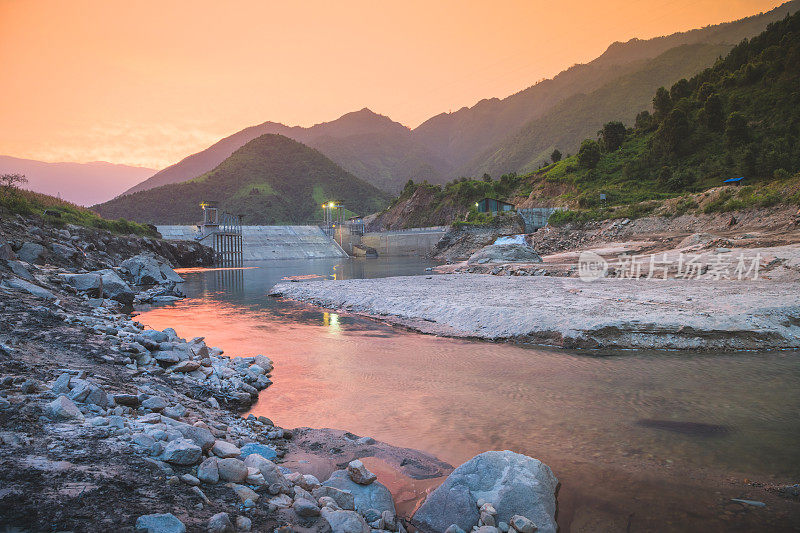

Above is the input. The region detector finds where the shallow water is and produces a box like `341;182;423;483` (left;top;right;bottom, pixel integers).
136;258;800;531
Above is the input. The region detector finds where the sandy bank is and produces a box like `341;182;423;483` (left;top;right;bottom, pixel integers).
270;275;800;351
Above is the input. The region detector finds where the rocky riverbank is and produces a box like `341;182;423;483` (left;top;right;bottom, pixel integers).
270;274;800;351
0;215;561;532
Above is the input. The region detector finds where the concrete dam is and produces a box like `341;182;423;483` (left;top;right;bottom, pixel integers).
157;225;347;261
158;224;448;261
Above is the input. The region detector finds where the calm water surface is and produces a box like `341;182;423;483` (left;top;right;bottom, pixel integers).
136;258;800;532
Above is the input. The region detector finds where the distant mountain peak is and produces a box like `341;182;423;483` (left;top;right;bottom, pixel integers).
325;107;409;132
94;133;390;225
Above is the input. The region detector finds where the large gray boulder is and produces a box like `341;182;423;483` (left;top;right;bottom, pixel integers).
320;508;370;533
45;395;84;421
60;273;102;294
467;244;542;265
207;512;234;533
322;469;395;515
412;451;558;533
135;513;186;533
172;423;215;452
95;269;135;305
312;485;355;511
216;458;248;483
50;242;81;262
3;278;56;300
160;438;202;465
121;254;184;285
6;260;34;281
16;242;44;264
68;379;113;407
243;454;292;493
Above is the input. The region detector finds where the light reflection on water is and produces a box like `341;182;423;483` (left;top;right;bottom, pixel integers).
136;258;800;532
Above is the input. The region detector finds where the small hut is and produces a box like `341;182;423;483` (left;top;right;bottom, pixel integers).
476;197;515;214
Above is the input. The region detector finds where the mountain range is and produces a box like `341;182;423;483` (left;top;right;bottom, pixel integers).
114;0;798;199
371;8;800;229
0;156;154;206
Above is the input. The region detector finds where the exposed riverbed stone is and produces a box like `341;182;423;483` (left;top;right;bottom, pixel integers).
243;454;291;492
323;470;395;514
212;440;241;458
142;396;168;411
45;395;84;421
346;459;377;485
217;458;248;483
4;278;56;300
207;512;234;533
239;442;277;461
320;508;370;533
60;273;102;294
114;393;140;406
467;243;542;265
312;486;356;511
135;513;186;533
122;254;184;285
16;242;44;264
95;269;135;305
174;424;215;452
412;451;558;533
294;498;321;517
198;456;220;484
51;373;71;394
160;438;202;465
229;483;259;503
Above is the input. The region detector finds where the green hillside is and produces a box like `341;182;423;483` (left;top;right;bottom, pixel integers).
381;11;800;228
94;134;391;225
420;1;798;175
467;42;733;177
0;187;157;236
538;9;800;219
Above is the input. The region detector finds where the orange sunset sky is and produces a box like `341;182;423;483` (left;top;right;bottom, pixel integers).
0;0;787;170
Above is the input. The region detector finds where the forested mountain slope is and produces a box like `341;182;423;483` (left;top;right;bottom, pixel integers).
96;135;390;225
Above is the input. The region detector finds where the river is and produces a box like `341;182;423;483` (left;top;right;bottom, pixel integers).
135;257;800;532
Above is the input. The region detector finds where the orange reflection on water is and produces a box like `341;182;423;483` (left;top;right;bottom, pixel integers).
135;292;800;531
135;298;361;419
174;266;259;274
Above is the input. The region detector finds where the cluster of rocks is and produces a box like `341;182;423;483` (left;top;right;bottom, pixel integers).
134;455;407;532
0;214;213;271
466;243;542;265
443;503;537;533
0;298;405;531
453;263;570;277
56;253;193;309
61;309;273;408
1;212;213;313
431;216;526;263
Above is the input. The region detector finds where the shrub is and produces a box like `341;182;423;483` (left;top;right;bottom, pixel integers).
578;140;602;168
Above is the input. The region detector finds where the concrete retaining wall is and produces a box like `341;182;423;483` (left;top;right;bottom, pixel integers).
360;227;447;257
157;225;347;261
